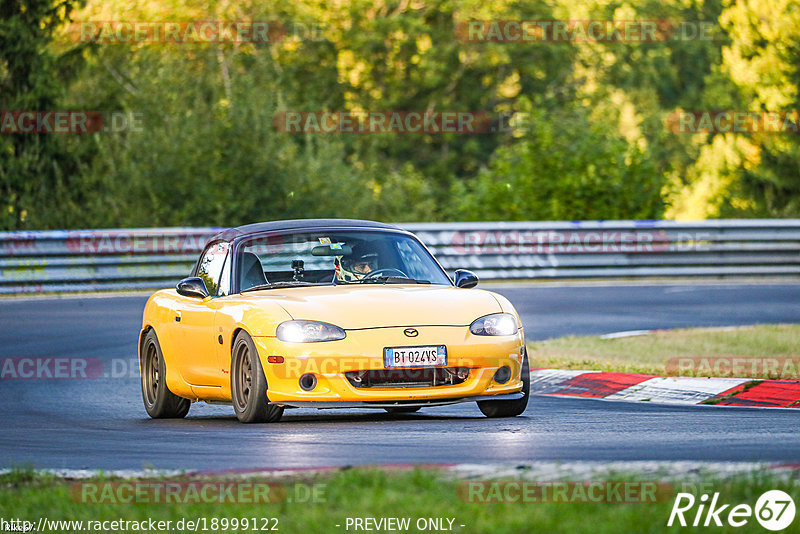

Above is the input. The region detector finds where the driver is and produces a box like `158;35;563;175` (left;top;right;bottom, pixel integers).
335;244;379;282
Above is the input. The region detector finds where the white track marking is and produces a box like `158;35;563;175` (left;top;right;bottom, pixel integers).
529;369;600;394
604;377;751;404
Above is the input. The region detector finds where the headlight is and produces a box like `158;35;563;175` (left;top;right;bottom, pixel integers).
276;321;346;343
469;313;519;336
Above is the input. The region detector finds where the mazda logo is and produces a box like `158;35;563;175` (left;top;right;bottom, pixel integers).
404;328;419;337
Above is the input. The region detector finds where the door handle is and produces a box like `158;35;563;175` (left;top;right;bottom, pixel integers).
175;311;181;323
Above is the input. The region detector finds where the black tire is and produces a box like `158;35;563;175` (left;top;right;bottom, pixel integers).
231;331;284;423
477;348;530;418
384;407;421;414
140;330;190;419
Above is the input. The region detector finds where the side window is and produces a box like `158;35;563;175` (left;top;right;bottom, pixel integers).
217;251;231;297
196;242;230;297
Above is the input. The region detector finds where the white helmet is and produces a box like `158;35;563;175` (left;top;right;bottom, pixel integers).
335;247;378;282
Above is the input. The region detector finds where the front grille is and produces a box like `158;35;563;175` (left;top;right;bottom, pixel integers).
345;367;470;389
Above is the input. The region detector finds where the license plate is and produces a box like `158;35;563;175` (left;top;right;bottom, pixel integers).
384;345;447;368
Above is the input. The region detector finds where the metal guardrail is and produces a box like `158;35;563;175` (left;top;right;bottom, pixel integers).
0;220;798;293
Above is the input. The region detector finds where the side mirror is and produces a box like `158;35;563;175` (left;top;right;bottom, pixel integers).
454;269;479;288
176;277;210;299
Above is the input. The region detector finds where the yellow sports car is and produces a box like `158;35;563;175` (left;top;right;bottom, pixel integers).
139;219;529;423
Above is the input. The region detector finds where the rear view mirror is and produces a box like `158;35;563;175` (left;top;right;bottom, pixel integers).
454;269;479;288
311;243;353;256
176;277;210;299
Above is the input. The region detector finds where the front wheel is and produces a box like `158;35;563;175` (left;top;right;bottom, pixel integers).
231;332;284;423
140;330;190;419
477;348;530;418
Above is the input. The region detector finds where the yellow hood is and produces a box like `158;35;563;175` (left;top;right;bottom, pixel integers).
242;284;503;329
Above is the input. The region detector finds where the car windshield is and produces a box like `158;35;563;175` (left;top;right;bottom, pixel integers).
237;229;452;291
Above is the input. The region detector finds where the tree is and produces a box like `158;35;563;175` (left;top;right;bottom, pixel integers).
666;0;800;218
0;0;86;229
715;0;800;216
454;98;662;221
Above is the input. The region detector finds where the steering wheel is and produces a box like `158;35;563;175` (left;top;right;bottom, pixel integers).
364;268;409;279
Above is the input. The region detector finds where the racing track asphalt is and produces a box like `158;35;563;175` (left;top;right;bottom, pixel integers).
1;282;799;470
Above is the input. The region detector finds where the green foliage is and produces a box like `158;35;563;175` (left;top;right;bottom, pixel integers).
453;100;662;221
4;0;800;229
2;467;799;534
69;41;438;226
0;0;86;229
716;0;800;217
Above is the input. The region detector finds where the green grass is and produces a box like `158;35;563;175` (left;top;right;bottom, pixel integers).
2;468;799;534
527;324;800;377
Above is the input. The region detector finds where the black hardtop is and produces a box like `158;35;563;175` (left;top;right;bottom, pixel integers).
209;218;401;243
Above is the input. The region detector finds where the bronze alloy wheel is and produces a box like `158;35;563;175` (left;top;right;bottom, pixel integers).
142;341;160;408
233;341;253;410
139;330;190;419
230;332;284;423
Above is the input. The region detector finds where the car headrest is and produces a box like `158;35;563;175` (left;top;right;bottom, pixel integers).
240;252;268;291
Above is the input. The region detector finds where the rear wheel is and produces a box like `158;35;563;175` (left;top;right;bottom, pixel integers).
140;330;190;419
477;348;530;418
231;332;284;423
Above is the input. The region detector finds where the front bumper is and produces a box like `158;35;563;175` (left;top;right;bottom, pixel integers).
274;393;526;409
252;325;525;405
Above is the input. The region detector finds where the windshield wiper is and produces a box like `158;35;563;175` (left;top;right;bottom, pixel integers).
242;281;314;292
355;276;430;285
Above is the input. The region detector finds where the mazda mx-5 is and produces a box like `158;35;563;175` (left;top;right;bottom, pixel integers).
138;219;529;423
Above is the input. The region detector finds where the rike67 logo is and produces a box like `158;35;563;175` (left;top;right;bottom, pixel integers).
668;490;796;531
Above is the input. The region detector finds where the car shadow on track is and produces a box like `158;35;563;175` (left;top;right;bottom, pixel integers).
279;411;489;423
137;410;499;426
